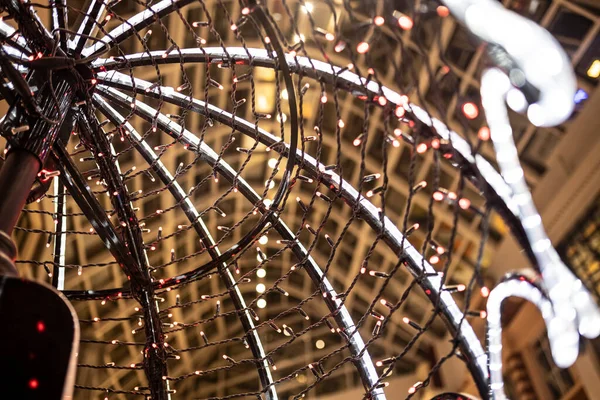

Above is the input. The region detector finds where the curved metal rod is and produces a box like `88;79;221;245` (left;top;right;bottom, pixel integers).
68;0;107;56
50;0;68;50
94;89;385;400
2;45;31;63
0;21;31;54
91;48;515;213
80;0;197;59
51;177;67;290
91;48;536;267
95;82;488;395
93;95;278;400
76;108;171;399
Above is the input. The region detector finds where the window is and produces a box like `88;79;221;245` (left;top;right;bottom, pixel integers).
558;197;600;303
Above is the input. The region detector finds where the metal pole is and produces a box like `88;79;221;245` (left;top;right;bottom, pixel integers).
52;177;67;290
0;150;40;235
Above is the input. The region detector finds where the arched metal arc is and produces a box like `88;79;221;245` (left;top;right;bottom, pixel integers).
76;108;171;399
93;95;278;400
94;82;487;396
91;47;536;267
68;0;107;56
80;0;198;59
0;21;31;54
93;87;386;400
1;0;54;52
50;0;68;50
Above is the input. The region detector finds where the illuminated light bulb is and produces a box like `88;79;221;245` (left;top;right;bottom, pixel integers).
403;317;421;330
378;96;387;106
257;268;266;278
303;2;314;12
90;78;97;85
257;298;267;308
366;186;384;197
338;119;345;128
268;158;278;169
395;106;405;118
429;255;440;264
380;299;393;309
372;320;382;336
265;180;276;190
353;133;364;147
408;381;423;394
480;286;490;298
356;41;369;54
256;283;266;293
405;223;419;237
320;94;328;104
230;23;237;31
176;83;189;92
334;40;346;52
478;126;491;141
28;378;39;390
374;16;385;26
437;5;450;18
461;102;479;119
432;191;445;201
444;284;466;293
315;339;325;349
258;235;268;245
397;15;413;30
458;198;471;210
325;32;335;41
416;143;428;154
412;181;427;193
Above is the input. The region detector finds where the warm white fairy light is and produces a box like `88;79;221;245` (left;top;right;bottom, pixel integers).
257;298;267;309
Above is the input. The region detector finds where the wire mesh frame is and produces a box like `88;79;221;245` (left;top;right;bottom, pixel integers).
4;1;506;398
0;0;588;399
